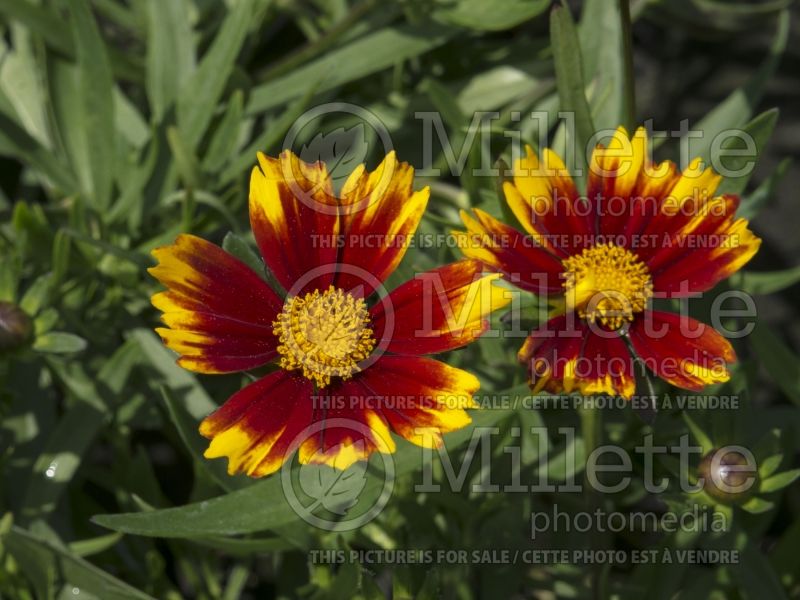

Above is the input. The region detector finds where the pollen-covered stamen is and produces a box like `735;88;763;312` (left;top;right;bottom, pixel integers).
562;243;653;330
273;286;376;388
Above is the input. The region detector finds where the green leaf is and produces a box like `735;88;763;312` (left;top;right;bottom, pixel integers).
20;401;105;522
68;532;124;558
0;89;78;193
738;157;791;220
129;329;216;419
550;5;594;189
91;387;529;537
682;412;714;455
0;0;72;56
221;232;266;277
162;386;249;492
759;453;784;479
0;0;141;81
66;0;116;210
688;9;788;162
221;86;317;183
749;324;800;406
32;332;87;354
144;0;195;122
760;469;800;494
193;535;297;555
434;0;549;31
246;23;458;114
176;0;257;149
578;0;623;132
715;108;778;196
19;273;53;316
729;264;800;295
166;126;202;189
51;230;72;290
2;526;156;600
203;90;244;172
740;496;775;514
0;23;52;149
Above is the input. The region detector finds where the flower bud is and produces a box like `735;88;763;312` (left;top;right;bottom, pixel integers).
0;301;33;353
697;447;758;504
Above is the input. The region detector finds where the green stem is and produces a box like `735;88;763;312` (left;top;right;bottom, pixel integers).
619;0;637;132
579;402;604;599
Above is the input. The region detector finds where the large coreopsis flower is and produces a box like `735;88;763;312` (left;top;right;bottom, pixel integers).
457;127;760;398
150;150;509;477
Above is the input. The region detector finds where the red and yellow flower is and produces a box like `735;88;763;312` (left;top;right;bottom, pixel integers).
150;150;509;477
457;126;760;398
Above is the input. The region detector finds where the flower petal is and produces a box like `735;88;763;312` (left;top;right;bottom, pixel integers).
357;355;479;448
587;126;648;238
633;157;723;263
650;198;761;295
370;259;511;355
519;315;635;399
297;378;398;470
249;150;340;295
200;370;314;477
335;152;429;296
503;146;592;257
455;208;565;294
629;310;736;391
150;234;282;373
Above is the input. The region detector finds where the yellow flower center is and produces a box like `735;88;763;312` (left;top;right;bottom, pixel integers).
561;243;653;330
273;286;376;388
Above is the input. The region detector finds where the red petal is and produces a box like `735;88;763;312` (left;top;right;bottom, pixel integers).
650;200;761;295
629;310;736;391
457;208;565;294
503;146;592;257
370;259;510;355
357;355;479;447
200;370;314;477
519;315;635;398
150;234;282;373
249;151;339;295
334;152;429;296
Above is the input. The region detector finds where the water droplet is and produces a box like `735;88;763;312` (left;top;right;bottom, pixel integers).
45;461;58;478
72;587;80;595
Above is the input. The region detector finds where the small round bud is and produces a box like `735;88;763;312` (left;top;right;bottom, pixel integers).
697;447;758;504
0;301;33;353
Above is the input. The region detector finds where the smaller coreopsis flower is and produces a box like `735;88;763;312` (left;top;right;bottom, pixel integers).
150;150;509;477
456;127;760;398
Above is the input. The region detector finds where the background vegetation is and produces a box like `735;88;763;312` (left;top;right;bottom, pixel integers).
0;0;799;598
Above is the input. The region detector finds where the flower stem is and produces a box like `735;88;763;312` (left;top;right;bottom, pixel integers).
579;402;605;599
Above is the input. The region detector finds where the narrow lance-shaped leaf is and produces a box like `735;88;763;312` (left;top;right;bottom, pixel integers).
67;0;116;211
550;5;595;190
145;0;195;122
177;0;257;150
91;386;530;537
246;23;458;114
3;526;156;600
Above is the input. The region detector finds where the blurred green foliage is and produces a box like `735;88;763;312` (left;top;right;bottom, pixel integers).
0;0;799;598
